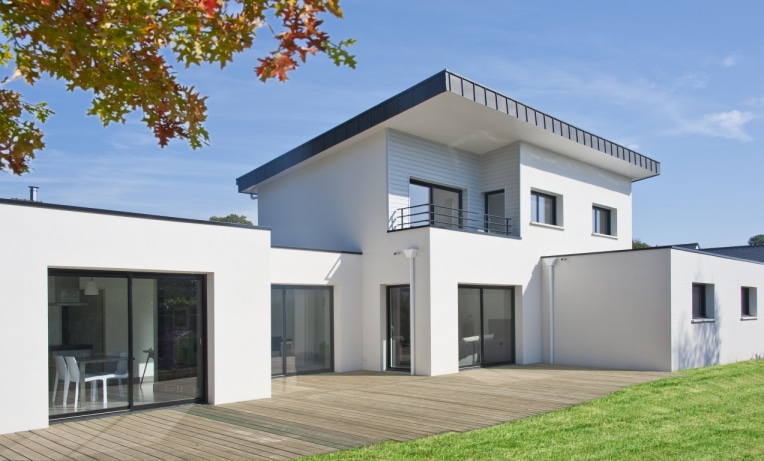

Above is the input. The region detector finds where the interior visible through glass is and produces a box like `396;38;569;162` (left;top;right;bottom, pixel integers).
458;286;514;367
48;272;204;418
271;286;333;376
388;286;411;370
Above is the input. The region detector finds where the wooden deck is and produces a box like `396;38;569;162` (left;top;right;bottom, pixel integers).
0;365;672;460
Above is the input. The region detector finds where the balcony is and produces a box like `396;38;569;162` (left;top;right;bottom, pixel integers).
390;204;511;236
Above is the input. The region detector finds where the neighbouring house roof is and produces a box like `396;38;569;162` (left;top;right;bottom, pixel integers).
700;245;764;263
237;70;660;194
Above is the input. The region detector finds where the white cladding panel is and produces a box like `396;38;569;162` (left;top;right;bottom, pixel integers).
270;248;363;372
0;203;271;435
669;250;764;370
387;130;483;226
482;144;521;235
545;249;673;371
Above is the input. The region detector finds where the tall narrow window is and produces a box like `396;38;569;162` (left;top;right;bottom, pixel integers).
484;190;507;234
593;206;612;235
531;191;556;225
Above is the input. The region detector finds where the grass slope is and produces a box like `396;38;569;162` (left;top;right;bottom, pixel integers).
304;360;764;460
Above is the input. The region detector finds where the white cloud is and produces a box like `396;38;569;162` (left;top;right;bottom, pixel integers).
677;110;755;142
723;55;738;67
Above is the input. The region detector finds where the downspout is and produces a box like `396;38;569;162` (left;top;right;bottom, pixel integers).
543;258;558;364
403;248;419;376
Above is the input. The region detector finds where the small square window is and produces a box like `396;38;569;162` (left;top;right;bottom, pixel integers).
592;206;613;235
531;191;557;225
692;283;714;320
742;287;758;317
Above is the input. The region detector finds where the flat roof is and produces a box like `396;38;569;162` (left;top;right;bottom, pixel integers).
237;70;660;194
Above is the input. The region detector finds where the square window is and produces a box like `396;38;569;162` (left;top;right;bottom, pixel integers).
593;206;614;235
692;283;714;320
531;191;557;225
742;287;758;317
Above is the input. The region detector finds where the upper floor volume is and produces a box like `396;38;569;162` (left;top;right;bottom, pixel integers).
236;69;660;195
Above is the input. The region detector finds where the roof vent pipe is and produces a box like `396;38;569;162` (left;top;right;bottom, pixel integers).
29;186;38;202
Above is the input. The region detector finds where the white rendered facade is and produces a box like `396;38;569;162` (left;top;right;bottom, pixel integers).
0;201;272;434
247;71;653;376
542;248;764;371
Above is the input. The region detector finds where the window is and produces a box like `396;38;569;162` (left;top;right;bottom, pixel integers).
742;287;758;317
484;190;508;234
692;283;714;320
409;180;463;229
592;206;613;235
531;191;557;225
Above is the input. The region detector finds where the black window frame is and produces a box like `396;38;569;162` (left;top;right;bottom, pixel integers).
592;206;613;235
741;287;757;317
692;283;712;320
484;189;507;234
531;191;557;225
410;179;464;229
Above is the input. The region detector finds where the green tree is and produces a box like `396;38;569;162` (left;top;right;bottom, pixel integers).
210;213;253;225
749;234;764;246
0;0;355;175
632;239;651;249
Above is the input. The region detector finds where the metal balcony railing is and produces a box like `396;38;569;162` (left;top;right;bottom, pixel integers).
391;204;511;236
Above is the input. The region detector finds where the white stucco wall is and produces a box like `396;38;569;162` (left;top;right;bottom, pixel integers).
520;142;633;251
543;249;673;371
269;247;363;372
0;201;271;435
257;130;388;253
670;250;764;370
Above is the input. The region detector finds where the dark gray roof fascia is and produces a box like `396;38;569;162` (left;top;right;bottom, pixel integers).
0;198;269;231
237;69;661;193
700;245;764;263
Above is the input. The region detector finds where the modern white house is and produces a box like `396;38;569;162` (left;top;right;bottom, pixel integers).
1;70;762;436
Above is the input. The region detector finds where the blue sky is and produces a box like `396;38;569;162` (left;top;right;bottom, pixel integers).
2;1;762;247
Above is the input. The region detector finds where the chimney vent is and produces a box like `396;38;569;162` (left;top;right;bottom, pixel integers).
29;186;38;202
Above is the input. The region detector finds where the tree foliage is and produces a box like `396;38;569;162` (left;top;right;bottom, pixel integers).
210;213;252;225
632;239;651;249
749;234;764;246
0;0;355;175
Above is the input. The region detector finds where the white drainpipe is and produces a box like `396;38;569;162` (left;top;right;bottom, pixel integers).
543;258;558;364
403;248;418;375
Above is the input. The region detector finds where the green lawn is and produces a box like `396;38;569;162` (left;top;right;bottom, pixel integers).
303;360;764;460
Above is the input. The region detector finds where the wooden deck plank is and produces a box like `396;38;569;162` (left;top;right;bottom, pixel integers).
133;411;298;460
0;365;672;460
35;424;138;461
0;435;47;461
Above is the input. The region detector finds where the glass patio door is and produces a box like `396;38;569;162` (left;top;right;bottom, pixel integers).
387;285;411;371
132;276;204;407
271;286;333;376
458;286;514;368
48;271;205;419
48;273;130;417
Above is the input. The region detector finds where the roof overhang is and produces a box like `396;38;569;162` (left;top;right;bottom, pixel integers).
237;70;660;194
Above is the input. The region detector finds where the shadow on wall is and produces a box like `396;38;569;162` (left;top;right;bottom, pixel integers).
677;316;721;370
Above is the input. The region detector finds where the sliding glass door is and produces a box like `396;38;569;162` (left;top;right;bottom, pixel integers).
132;276;204;407
458;286;514;368
271;286;333;376
48;271;205;419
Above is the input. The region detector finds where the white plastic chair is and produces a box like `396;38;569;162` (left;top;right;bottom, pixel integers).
64;356;111;406
52;355;70;404
107;352;130;396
